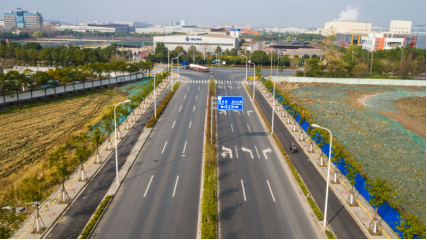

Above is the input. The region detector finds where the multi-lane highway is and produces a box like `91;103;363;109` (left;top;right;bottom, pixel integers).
92;75;210;238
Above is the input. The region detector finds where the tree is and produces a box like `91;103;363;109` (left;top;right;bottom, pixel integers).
175;46;186;55
74;136;91;182
32;31;43;38
396;213;426;239
188;46;198;61
20;174;48;233
250;50;267;65
365;177;397;234
22;69;36;99
48;147;75;203
345;162;361;206
0;71;15;104
33;71;49;97
318;54;350;77
102;109;114;150
214;46;222;54
6;70;24;103
351;63;369;78
92;127;103;164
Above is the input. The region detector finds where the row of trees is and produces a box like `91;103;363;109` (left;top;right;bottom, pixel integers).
0;60;155;103
0;42;129;67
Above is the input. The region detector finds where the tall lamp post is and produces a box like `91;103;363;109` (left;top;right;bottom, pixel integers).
114;99;131;184
241;55;248;81
311;123;333;227
271;79;275;134
171;54;183;92
153;72;159;118
248;60;255;100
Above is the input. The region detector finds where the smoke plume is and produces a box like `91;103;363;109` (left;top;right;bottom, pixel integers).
335;5;359;21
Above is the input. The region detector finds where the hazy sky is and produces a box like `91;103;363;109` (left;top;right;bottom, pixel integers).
0;0;425;28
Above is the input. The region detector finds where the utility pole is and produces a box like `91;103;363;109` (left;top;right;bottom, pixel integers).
370;50;373;73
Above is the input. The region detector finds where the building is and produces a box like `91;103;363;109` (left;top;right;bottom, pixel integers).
323;21;371;35
361;32;417;51
390;20;412;34
153;33;240;53
87;23;130;33
54;24;116;33
3;9;43;29
180;20;186;26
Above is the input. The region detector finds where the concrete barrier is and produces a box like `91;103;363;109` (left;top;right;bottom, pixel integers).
0;73;145;105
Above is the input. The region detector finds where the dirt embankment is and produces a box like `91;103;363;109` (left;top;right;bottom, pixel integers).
378;96;426;138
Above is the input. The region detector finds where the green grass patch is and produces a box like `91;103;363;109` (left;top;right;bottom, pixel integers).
80;195;112;239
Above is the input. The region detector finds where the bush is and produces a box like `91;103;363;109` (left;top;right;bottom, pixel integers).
325;230;335;239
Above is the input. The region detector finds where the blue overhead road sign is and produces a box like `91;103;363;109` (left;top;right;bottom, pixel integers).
217;96;243;110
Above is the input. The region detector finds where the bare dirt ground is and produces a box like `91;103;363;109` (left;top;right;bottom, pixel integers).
378;96;426;138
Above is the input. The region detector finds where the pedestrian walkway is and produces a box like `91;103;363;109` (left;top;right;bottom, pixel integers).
256;82;397;239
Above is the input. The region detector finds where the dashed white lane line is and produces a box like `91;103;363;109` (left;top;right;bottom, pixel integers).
179;105;182;112
184;95;186;100
196;95;198;100
162;141;168;153
241;179;247;201
198;86;200;91
143;175;154;197
183;141;187;153
254;146;260;159
267;180;276;202
193;106;196;112
231;124;234;132
189;121;192;129
172;175;179;197
172;121;176;129
247;124;251;133
188;87;190;90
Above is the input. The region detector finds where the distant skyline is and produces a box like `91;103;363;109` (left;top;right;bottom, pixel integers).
0;0;425;28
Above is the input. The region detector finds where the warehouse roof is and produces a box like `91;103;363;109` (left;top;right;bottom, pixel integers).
155;33;238;39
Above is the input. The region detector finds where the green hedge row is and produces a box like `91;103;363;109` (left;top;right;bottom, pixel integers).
80;195;112;239
247;85;324;221
146;83;179;128
325;230;336;239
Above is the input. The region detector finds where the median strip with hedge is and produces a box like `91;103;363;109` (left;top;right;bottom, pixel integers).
80;195;112;239
146;83;179;128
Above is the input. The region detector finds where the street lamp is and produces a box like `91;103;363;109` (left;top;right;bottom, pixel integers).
311;123;333;227
271;79;275;134
171;54;183;92
248;60;255;100
241;55;248;81
153;72;159;118
114;99;131;184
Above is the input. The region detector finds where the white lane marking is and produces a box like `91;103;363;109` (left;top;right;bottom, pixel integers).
247;110;253;116
231;124;234;132
188;86;190;90
235;146;239;158
179;105;182;112
242;146;254;159
184;95;186;100
221;146;233;158
198;86;200;91
172;175;179;197
183;141;187;153
143;175;154;197
189;121;192;129
254;146;261;159
193;106;196;112
162;141;168;153
241;179;247;201
196;95;198;100
267;180;276;202
247;124;251;133
172;121;176;129
262;147;272;159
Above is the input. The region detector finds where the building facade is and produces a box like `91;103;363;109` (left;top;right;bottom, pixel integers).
3;9;43;29
389;20;412;34
323;21;371;35
361;32;417;51
153;33;239;53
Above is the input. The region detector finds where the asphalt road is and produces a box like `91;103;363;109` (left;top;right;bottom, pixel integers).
92;73;210;238
211;69;322;238
46;82;172;239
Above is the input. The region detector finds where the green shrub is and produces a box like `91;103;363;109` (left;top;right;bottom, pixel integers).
325;230;335;239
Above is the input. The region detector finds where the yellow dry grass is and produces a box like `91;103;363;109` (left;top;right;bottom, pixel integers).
0;90;126;204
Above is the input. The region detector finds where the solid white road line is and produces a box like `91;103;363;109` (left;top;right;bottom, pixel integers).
254;146;261;159
179;105;182;112
267;180;276;202
172;175;179;197
247;124;251;133
241;179;247;201
183;141;187;153
231;124;234;132
143;175;154;197
184;95;186;100
172;121;176;129
162;141;168;154
189;121;192;129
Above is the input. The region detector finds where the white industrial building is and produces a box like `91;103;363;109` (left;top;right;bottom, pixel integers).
389;20;412;34
153;31;240;52
54;24;116;33
323;21;372;35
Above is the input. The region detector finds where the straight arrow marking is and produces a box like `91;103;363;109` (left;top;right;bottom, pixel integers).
254;146;260;159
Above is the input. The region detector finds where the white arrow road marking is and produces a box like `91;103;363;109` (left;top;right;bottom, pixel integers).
172;175;179;197
196;95;198;100
184;95;186;100
241;179;247;201
193;106;196;112
228;86;233;89
172;121;176;129
242;146;254;159
247;110;253;116
144;175;153;197
233;110;240;115
162;141;168;153
219;110;227;115
266;180;276;202
262;147;272;159
247;124;251;133
221;146;233;158
254;146;260;159
231;124;234;132
183;141;187;154
218;85;223;89
179;105;182;112
189;121;192;129
235;146;239;158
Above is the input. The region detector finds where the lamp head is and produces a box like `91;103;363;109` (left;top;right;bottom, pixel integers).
248;60;252;64
311;124;321;128
123;100;131;103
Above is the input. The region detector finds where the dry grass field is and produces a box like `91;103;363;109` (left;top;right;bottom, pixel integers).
0;90;126;204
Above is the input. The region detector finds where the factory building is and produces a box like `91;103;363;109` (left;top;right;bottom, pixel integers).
323;21;372;35
389;20;412;34
153;30;240;52
361;32;417;51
